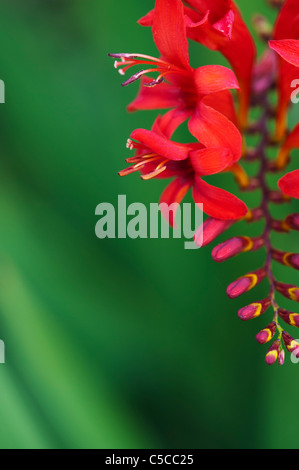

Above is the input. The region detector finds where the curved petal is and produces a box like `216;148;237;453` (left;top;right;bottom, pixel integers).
284;123;299;150
202;90;238;126
275;60;298;140
131;129;190;161
269;39;299;67
127;76;181;112
189;147;233;175
278;170;299;199
193;176;248;220
188;102;242;163
152;0;191;70
186;2;256;125
194;65;239;96
185;0;232;24
273;0;299;40
152;108;192;139
138;9;154;27
160;177;192;226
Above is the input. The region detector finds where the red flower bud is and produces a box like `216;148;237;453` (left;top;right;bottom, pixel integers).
265;340;281;366
227;268;266;299
272;249;299;270
194;218;233;248
269;191;291;204
275;281;299;302
271;219;291;233
285;214;299;231
212;236;264;263
278;349;285;366
278;309;299;328
256;322;277;344
282;332;299;357
238;298;271;321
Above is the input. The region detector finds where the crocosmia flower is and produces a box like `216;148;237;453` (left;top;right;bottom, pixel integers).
110;0;299;365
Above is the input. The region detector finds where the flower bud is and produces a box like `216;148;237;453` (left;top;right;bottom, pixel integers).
282;332;299;357
265;340;281;365
269;191;291;204
278;349;285;366
227;268;266;299
245;208;264;223
272;249;299;270
266;0;286;9
256;322;277;344
238;298;271;321
275;281;299;302
253;15;272;41
285;214;299;231
271;219;290;233
278;309;299;328
194;218;233;247
212;237;263;263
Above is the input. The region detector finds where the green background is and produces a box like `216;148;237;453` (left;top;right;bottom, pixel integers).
0;0;298;449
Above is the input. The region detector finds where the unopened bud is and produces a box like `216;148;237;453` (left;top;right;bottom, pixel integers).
275;281;299;302
256;322;277;344
272;249;299;270
278;349;285;366
238;298;271;321
282;332;299;356
285;214;299;231
253;15;273;41
266;0;285;9
212;237;263;263
227;268;266;299
265;340;281;365
278;309;299;328
194;218;233;247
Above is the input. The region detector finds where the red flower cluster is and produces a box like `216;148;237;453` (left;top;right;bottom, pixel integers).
110;0;299;365
109;0;250;222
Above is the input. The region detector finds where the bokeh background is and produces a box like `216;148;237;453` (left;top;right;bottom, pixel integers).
0;0;298;449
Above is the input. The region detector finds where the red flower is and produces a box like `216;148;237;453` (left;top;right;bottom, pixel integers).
110;0;242;162
139;0;256;127
119;115;247;224
268;0;299;140
279;170;299;199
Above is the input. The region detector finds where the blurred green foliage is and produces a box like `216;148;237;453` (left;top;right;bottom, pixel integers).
0;0;298;449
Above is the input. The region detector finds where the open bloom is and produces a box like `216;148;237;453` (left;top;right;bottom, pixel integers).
110;0;242;161
120;115;247;224
138;0;256;127
269;0;299;140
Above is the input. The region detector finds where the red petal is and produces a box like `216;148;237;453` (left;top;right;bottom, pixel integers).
188;102;242;163
213;9;234;39
194;65;239;97
278;170;299;199
131;129;190;161
274;0;299;40
138;9;154;27
127;76;181;112
282;123;299;151
202;90;238;126
189;147;233;175
269;40;299;67
160;177;192;226
186;3;256;127
185;0;232;25
193;176;247;220
273;0;299;139
152;108;192;139
152;0;191;70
